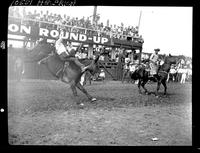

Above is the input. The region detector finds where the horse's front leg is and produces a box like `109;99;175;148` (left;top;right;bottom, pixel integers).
138;79;142;94
76;82;96;102
70;83;82;105
141;80;149;94
70;84;78;96
161;79;167;95
122;71;126;83
155;80;161;97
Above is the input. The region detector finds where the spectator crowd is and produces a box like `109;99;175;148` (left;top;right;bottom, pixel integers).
9;6;144;44
123;52;192;84
8;7;191;83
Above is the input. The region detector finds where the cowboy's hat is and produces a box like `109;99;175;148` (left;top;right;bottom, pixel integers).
154;48;160;52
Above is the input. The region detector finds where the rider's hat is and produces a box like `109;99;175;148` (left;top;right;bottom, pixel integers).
154;48;160;52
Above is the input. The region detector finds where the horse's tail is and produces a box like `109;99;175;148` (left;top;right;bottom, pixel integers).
23;44;55;63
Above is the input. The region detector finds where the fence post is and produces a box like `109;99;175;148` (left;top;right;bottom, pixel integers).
88;43;93;59
139;47;142;64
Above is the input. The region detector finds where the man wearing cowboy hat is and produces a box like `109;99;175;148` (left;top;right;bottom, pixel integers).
149;48;160;77
38;29;90;79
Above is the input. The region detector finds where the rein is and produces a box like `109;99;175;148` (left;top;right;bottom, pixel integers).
158;70;168;75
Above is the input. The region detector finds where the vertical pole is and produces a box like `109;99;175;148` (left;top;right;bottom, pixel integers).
107;19;109;27
138;11;142;33
111;47;115;61
88;43;93;59
93;6;97;25
139;48;142;64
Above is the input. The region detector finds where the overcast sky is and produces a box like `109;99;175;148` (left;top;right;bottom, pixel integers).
10;6;192;57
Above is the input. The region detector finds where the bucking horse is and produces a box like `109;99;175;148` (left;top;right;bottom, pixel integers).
21;42;100;106
130;54;178;97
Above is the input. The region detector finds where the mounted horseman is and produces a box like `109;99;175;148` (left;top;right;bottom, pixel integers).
149;48;161;78
21;29;100;105
38;29;92;80
130;48;177;97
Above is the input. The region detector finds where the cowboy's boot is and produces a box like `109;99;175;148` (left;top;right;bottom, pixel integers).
74;58;90;72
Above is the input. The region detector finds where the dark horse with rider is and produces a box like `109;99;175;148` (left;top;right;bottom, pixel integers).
130;48;178;97
21;31;101;106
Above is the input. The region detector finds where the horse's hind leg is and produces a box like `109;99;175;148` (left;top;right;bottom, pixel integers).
138;80;142;94
155;80;161;97
70;84;78;97
76;82;96;102
70;83;81;105
161;79;167;95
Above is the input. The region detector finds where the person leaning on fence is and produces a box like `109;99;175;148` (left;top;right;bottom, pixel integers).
14;56;25;81
122;59;131;83
149;48;160;77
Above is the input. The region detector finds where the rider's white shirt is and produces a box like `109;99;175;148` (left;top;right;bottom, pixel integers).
55;38;72;55
55;38;66;55
150;53;159;63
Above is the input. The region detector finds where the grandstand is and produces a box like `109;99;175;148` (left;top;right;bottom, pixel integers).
8;6;192;82
8;6;144;81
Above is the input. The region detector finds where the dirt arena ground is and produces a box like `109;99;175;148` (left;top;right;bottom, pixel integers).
8;79;192;146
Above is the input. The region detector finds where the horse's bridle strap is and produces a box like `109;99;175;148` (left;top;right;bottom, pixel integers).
158;70;168;74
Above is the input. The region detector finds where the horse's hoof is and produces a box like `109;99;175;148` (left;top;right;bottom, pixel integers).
79;103;84;106
163;94;167;98
91;98;97;102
